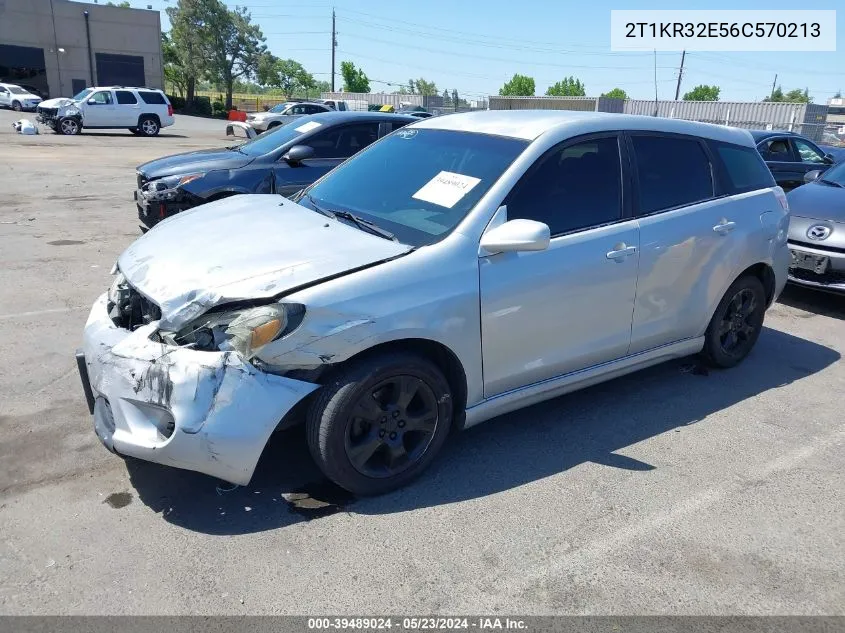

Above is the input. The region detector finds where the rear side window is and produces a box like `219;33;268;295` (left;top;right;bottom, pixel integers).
391;120;412;131
757;137;793;162
115;90;137;105
710;141;775;194
138;91;166;105
630;135;713;214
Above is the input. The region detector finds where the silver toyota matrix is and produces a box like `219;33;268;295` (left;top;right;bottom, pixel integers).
78;111;791;495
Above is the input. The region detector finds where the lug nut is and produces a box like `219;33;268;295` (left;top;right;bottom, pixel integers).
398;420;405;428
389;432;397;440
381;417;387;424
392;410;400;418
379;430;385;438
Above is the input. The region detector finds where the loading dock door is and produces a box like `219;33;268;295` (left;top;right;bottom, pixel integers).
95;53;145;87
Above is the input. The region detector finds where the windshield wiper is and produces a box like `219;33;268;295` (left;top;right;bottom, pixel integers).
302;194;397;241
818;178;844;188
304;193;336;218
333;210;397;241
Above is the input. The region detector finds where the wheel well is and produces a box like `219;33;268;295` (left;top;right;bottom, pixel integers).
741;263;776;306
139;113;161;126
335;339;469;429
267;120;281;128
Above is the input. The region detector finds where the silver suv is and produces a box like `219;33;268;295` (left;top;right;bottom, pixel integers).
77;111;790;495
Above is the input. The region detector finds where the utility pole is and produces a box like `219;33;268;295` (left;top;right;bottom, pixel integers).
770;74;778;100
653;49;658;116
330;8;337;92
674;50;686;100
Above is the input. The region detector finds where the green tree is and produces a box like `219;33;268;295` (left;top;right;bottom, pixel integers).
258;55;314;98
452;89;460;108
683;84;721;101
204;3;267;109
165;0;216;107
313;80;331;95
411;78;437;96
546;76;585;97
106;1;131;6
763;86;811;103
499;74;535;96
442;88;451;107
601;87;628;99
340;61;370;93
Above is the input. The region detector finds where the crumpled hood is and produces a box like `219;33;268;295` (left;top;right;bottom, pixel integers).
137;148;255;180
38;97;77;109
117;194;412;330
787;181;845;223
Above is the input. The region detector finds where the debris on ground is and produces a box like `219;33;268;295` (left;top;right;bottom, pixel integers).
12;119;38;135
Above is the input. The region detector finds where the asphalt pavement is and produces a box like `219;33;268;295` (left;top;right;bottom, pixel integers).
0;108;843;615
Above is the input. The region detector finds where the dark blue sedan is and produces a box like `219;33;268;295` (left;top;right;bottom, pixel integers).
134;111;416;229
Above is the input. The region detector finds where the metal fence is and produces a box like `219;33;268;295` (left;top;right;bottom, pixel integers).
489;95;624;113
320;92;446;110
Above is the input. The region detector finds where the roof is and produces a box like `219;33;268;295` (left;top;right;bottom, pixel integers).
748;129;800;141
412;110;755;146
298;111;418;124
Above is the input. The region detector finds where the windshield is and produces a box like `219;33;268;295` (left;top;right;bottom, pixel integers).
819;161;845;186
295;129;529;247
9;86;28;95
236;115;317;156
268;103;293;113
72;88;93;101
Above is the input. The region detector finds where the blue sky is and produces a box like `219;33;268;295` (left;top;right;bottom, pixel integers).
122;0;842;102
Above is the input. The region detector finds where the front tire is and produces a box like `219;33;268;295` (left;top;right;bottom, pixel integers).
306;352;453;495
12;101;22;112
701;275;766;368
58;117;81;135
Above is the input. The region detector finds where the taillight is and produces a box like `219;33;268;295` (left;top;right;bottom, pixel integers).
167;104;173;117
773;186;789;211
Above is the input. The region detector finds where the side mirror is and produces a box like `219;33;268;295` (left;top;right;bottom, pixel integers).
480;219;550;255
804;169;822;183
283;144;315;165
87;98;97;105
823;153;836;165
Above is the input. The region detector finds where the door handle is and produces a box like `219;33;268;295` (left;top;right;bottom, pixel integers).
606;245;637;260
713;221;736;235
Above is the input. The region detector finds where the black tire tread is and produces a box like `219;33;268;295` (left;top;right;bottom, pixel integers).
306;351;452;496
701;274;765;369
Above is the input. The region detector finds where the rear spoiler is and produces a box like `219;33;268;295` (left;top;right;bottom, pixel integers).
225;121;256;139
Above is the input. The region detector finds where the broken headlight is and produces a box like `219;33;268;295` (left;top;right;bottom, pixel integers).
158;172;204;190
168;303;305;358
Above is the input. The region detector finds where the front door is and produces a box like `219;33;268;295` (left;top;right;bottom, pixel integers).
273;122;381;197
479;134;640;397
81;90;117;126
757;136;803;191
791;137;832;182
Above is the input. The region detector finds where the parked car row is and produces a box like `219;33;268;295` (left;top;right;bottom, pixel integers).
78;109;829;499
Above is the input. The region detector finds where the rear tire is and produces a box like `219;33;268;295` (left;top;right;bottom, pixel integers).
701;275;766;368
138;116;160;137
306;352;453;496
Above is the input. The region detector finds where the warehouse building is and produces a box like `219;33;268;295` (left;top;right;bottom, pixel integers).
0;0;163;99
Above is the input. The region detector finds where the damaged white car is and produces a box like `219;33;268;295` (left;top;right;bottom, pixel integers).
78;111;789;494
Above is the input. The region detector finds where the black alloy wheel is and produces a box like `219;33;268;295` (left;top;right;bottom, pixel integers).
702;275;765;368
344;375;439;478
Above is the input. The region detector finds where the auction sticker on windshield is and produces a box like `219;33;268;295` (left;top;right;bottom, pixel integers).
412;171;481;208
295;121;322;133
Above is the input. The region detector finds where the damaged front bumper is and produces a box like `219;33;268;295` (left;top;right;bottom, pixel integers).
135;185;202;229
80;293;319;485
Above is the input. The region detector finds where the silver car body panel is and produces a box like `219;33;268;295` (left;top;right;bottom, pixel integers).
117;195;412;331
82;110;790;483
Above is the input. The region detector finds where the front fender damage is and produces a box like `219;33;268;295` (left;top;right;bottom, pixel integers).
84;295;319;484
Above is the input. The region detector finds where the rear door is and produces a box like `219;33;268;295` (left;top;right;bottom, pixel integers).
114;90;141;126
627;133;749;354
272;122;381;196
